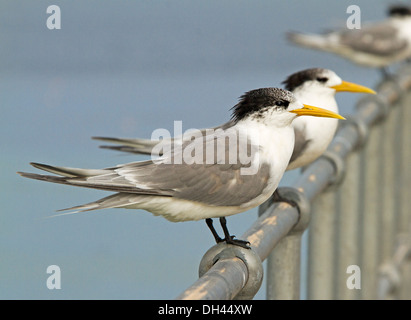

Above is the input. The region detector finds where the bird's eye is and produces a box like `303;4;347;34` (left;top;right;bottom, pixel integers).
316;77;328;83
275;100;290;108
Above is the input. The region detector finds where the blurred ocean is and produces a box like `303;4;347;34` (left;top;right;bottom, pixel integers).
0;0;399;299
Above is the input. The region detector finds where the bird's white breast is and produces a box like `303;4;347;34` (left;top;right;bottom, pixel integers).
234;120;295;207
394;17;411;47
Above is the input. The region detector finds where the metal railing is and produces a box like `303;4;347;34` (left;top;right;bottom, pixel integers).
176;63;411;300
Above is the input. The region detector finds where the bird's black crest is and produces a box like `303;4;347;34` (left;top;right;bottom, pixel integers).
388;5;411;17
230;88;293;122
282;68;327;91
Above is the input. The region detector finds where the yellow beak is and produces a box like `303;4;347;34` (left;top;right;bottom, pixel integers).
290;104;346;120
331;80;376;94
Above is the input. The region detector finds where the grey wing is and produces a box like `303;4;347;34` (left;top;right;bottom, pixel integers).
92;137;159;155
339;22;408;56
21;129;270;207
120;162;271;207
115;132;270;206
92;121;235;156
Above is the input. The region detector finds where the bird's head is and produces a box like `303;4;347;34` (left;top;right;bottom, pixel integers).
388;5;411;18
282;68;375;98
230;87;345;127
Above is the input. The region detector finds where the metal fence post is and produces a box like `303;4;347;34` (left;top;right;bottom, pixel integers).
264;188;310;300
307;191;338;299
399;231;411;300
266;233;302;300
398;90;411;299
335;151;361;299
358;125;382;299
394;97;411;234
399;91;411;233
380;100;398;266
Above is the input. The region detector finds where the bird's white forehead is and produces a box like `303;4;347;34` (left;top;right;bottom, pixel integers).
319;69;342;86
298;69;342;89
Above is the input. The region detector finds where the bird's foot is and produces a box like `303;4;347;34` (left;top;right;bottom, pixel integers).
224;237;251;249
216;234;250;248
206;218;251;249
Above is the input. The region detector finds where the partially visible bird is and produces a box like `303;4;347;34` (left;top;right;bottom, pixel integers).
287;6;411;75
93;68;375;171
282;68;375;170
18;88;345;248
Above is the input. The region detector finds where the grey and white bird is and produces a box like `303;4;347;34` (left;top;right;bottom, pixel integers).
93;69;375;171
282;68;375;170
287;6;411;75
18;88;344;248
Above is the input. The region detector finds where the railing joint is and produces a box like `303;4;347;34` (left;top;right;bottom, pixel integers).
356;94;389;125
198;243;263;300
272;187;311;234
376;76;404;107
317;150;346;191
341;115;369;150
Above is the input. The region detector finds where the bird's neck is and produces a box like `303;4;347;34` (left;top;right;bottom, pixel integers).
235;118;295;148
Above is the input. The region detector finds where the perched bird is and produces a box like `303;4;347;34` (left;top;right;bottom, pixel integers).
18;88;344;248
93;68;375;171
282;68;375;170
287;6;411;75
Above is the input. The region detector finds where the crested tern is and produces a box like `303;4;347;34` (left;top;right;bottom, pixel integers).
283;68;375;169
287;6;411;75
18;88;344;248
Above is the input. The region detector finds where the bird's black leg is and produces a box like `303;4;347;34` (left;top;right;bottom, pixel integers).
219;217;250;249
205;218;223;243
